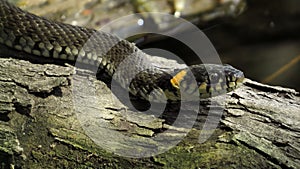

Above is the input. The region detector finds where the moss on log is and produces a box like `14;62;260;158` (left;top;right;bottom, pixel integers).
0;57;299;169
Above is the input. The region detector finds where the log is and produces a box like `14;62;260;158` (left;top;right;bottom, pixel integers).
0;57;299;169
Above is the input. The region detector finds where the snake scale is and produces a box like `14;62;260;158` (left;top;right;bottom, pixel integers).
0;0;244;102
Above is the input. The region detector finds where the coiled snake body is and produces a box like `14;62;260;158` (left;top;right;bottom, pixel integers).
0;0;244;102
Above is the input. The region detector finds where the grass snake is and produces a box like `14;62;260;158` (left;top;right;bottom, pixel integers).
0;0;244;102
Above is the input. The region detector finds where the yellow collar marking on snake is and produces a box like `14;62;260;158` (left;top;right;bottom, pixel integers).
170;70;187;89
198;82;207;93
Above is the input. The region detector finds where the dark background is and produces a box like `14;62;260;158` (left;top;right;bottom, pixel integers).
139;0;300;91
205;0;300;91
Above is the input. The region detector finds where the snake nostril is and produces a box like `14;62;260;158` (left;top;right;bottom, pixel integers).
235;71;245;83
236;77;245;84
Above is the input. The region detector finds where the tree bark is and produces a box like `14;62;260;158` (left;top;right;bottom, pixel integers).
0;57;299;169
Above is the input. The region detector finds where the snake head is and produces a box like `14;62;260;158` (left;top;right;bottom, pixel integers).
170;64;244;99
223;64;245;90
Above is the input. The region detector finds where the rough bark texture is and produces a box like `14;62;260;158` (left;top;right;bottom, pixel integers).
0;57;299;169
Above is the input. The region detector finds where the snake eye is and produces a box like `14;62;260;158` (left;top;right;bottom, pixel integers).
209;72;219;84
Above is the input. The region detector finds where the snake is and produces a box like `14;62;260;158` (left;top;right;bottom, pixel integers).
0;0;244;102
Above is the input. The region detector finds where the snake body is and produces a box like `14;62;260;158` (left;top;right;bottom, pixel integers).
0;0;244;102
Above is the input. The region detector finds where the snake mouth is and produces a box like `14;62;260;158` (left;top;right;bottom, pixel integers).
197;76;244;97
226;76;245;90
223;64;245;89
236;76;245;86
